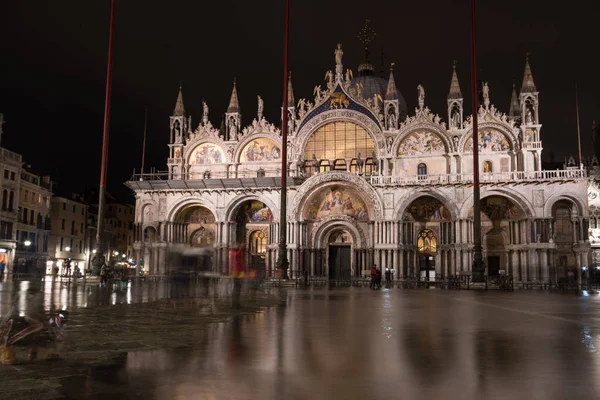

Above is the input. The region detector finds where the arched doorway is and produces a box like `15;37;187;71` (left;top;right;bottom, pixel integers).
401;196;452;279
231;200;273;273
552;200;577;284
417;229;437;281
470;195;525;277
172;205;217;275
327;229;353;280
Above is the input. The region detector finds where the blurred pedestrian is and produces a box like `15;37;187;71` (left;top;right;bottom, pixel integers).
385;268;392;287
370;264;377;289
376;267;382;289
0;260;5;281
230;242;245;308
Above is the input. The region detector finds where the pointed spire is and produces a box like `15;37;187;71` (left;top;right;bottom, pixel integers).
227;78;240;113
521;53;536;92
385;63;398;100
509;80;520;118
173;83;185;116
287;71;295;107
447;61;462;99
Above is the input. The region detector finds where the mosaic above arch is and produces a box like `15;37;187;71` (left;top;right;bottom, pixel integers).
189;142;224;165
398;131;446;156
463;129;511;153
304;185;369;221
177;206;216;247
468;196;525;220
402;196;451;222
240;138;281;162
236;201;273;223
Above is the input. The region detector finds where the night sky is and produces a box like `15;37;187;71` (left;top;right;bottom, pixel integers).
1;1;599;202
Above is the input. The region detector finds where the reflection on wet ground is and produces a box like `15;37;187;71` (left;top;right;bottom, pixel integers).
3;281;600;399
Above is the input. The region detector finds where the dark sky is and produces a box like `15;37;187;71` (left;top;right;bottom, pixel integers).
1;1;599;201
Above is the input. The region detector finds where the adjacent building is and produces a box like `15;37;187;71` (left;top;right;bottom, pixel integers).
14;166;52;274
0;145;22;274
127;44;590;285
47;194;88;275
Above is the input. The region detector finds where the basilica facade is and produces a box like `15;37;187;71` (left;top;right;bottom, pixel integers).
127;46;590;284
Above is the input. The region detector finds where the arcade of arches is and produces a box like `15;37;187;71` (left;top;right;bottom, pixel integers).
133;193;588;283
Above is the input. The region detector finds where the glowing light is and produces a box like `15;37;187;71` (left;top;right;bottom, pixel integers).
65;246;71;252
24;240;31;246
92;249;97;253
0;248;7;253
122;254;126;258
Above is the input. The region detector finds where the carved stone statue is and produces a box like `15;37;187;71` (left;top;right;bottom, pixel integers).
387;112;396;130
417;85;425;109
345;69;352;83
452;109;461;128
335;43;343;66
257;95;264;119
356;152;364;173
452;136;459;151
482;82;490;106
202;100;209;120
525;107;534;124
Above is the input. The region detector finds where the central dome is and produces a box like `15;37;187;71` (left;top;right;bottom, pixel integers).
349;62;408;119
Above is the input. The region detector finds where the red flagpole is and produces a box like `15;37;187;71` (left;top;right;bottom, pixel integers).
93;0;116;270
276;0;290;278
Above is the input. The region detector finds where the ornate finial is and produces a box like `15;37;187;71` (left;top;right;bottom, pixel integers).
526;52;531;61
179;81;182;90
390;62;395;71
357;19;376;62
453;60;457;69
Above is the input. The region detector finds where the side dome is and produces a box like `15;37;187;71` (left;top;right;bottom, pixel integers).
349;62;408;118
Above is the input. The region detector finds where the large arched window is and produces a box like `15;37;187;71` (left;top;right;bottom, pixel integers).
304;122;374;162
249;230;267;254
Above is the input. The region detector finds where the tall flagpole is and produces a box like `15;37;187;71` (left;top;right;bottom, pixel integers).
576;84;582;168
141;107;148;176
470;0;485;282
93;0;116;273
276;0;290;279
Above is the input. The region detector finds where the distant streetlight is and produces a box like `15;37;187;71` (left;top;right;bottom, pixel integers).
114;251;119;256
92;249;97;254
65;246;71;252
24;240;31;247
121;254;126;258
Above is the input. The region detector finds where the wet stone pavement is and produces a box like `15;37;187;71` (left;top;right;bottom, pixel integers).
2;281;600;399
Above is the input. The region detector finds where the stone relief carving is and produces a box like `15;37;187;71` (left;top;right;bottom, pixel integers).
533;190;544;207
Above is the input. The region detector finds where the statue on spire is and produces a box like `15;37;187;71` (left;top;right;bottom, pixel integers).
202;100;209;123
335;44;343;66
482;82;490;108
417;84;425;109
257;95;264;119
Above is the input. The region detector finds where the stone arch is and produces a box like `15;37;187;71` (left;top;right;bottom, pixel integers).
393;126;451;157
394;190;459;221
167;197;219;222
139;202;156;224
143;226;157;242
459;123;518;154
290;172;384;221
459;188;535;220
543;193;587;218
235;134;282;164
312;218;366;249
224;194;280;223
295;110;386;159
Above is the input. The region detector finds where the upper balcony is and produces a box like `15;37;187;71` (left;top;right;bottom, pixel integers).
126;167;586;191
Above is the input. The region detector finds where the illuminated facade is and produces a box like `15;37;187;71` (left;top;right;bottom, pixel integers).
48;196;88;275
14;167;52;274
127;46;589;284
0;147;22;274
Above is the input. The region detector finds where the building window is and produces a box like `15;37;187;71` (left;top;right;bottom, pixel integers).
80;223;83;233
10;172;15;180
417;229;437;254
3;170;8;179
24;190;28;202
71;220;75;234
30;210;34;225
249;230;267;254
417;163;428;176
304;121;375;163
483;160;493;173
8;191;13;211
62;203;66;210
61;219;65;230
79;240;83;253
2;190;7;210
30;192;35;203
23;208;28;224
60;237;63;251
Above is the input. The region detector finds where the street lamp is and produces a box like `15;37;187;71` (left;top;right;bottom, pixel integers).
121;254;126;258
92;249;97;254
65;246;71;252
24;240;31;247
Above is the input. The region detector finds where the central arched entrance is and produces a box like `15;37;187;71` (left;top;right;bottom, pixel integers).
171;204;217;275
327;229;353;280
230;200;273;274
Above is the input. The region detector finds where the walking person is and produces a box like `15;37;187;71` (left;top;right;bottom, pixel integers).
385;268;392;287
370;264;378;289
0;260;5;281
230;242;246;309
376;267;382;289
